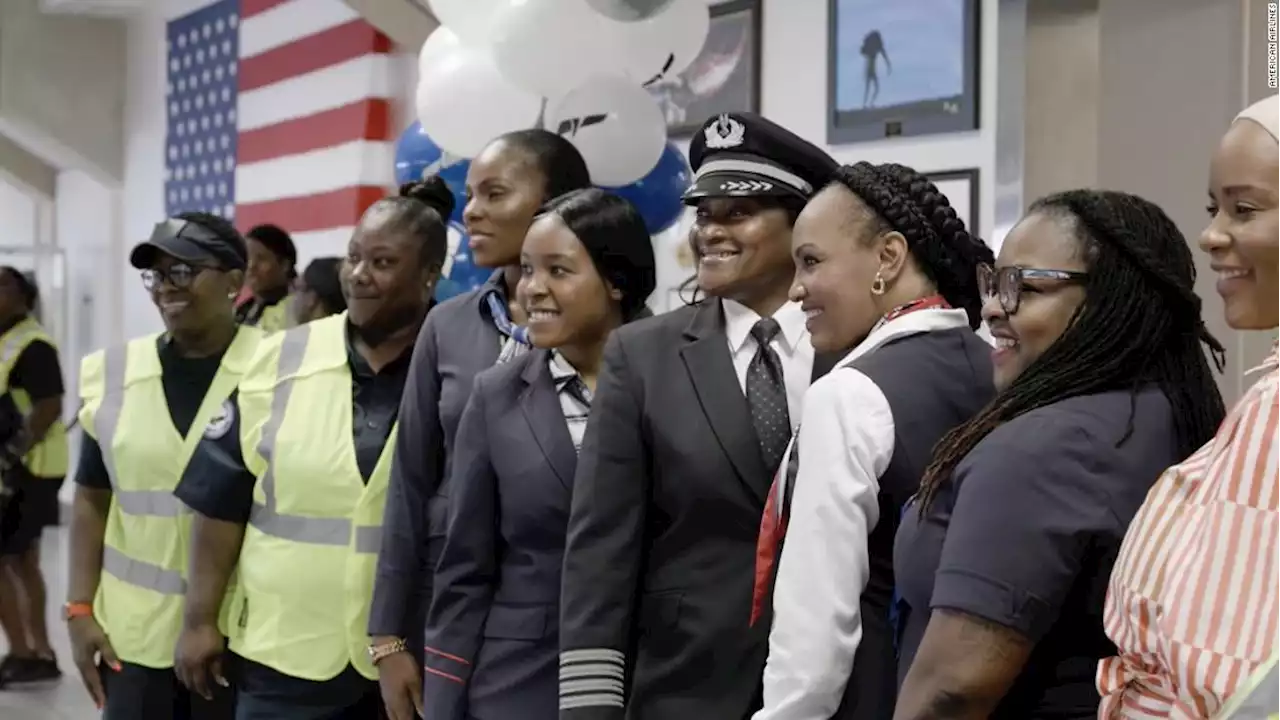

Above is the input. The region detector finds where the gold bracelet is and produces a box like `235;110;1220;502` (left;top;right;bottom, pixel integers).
368;638;408;665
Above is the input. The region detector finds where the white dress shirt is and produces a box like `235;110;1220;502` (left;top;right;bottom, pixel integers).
754;307;976;720
722;299;814;432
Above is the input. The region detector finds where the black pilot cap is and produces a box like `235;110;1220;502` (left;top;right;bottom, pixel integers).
129;218;248;271
682;112;838;204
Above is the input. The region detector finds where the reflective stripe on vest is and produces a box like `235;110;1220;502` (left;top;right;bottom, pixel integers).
101;546;186;595
246;322;381;555
95;345;186;520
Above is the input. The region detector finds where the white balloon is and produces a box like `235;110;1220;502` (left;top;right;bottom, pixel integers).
416;33;543;158
619;0;709;81
548;75;666;186
428;0;501;45
645;0;716;77
417;26;461;79
490;0;620;100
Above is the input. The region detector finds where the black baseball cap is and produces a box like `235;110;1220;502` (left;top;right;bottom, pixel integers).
682;112;838;203
129;218;248;271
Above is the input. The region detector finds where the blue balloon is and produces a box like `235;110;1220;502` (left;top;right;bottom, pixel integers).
602;142;692;235
394;121;470;225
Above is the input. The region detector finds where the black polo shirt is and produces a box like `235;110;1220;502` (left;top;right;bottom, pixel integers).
74;334;222;490
175;321;412;708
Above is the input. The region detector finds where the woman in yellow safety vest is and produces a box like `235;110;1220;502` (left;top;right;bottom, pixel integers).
236;224;296;334
172;177;452;719
65;213;261;718
0;267;69;688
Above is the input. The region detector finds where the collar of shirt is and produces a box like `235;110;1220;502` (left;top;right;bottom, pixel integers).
549;349;578;384
1247;339;1279;376
478;270;533;346
837;306;973;370
476;269;508;323
549;349;593;405
722;299;809;354
345;320;414;380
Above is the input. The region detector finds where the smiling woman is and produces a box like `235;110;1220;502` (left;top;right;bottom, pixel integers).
341;178;454;344
170;177;451;718
892;190;1227;720
420;188;655;720
64;213;260;719
1098;94;1280;720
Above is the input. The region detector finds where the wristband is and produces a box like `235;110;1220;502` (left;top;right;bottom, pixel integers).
63;602;93;621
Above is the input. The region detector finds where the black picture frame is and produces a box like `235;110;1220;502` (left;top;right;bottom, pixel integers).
826;0;980;144
926;168;980;235
648;0;762;136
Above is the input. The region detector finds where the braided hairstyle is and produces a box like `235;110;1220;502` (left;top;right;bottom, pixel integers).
917;189;1228;513
366;175;455;274
832;162;993;328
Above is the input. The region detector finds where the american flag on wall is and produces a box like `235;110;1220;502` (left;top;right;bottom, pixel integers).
163;0;395;258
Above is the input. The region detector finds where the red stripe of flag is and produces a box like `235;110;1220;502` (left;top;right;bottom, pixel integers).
240;0;292;18
237;186;386;233
237;99;392;164
239;19;391;92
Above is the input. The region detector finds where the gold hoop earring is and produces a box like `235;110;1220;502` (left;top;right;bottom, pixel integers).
871;273;886;296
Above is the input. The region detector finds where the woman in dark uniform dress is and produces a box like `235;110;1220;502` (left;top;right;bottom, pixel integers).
753;162;996;720
421;189;656;720
370;130;591;720
557;112;844;720
892;190;1228;720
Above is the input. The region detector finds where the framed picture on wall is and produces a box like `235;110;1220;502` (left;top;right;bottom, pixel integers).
927;168;979;236
826;0;980;144
648;0;762;136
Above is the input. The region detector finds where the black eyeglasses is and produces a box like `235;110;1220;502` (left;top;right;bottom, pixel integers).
141;263;208;291
977;264;1089;315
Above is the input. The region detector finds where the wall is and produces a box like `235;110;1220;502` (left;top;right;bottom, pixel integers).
0;178;37;248
0;0;128;182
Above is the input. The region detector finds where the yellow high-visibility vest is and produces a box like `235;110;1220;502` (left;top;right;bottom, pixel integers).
230;313;395;682
78;326;262;668
0;317;68;478
244;297;291;334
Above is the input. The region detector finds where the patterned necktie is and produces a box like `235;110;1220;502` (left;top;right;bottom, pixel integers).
746;317;791;473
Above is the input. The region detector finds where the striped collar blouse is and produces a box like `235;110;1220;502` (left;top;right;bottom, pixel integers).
1098;344;1279;718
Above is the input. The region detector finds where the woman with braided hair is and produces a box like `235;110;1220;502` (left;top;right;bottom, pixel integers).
891;189;1226;720
754;161;996;720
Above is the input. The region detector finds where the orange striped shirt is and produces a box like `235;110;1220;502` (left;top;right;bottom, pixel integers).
1098;345;1279;719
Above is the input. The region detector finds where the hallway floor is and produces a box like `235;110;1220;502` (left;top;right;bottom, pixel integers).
0;527;99;719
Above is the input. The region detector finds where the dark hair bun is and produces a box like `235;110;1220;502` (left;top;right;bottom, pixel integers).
399;175;456;222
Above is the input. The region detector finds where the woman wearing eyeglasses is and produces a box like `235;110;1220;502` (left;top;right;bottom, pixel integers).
891;190;1226;719
65;213;261;719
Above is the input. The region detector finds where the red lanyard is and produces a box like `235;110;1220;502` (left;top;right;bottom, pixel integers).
882;294;951;324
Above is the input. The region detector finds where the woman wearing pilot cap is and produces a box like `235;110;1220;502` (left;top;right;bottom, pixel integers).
557;112;844;720
65;212;262;719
